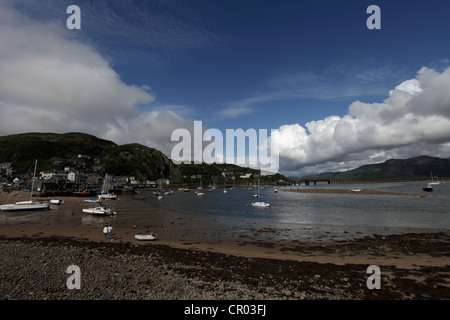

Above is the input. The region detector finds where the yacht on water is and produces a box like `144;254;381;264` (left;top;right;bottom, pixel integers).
98;174;117;199
251;178;270;207
0;160;50;212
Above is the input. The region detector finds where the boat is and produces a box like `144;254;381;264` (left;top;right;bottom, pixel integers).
252;178;258;197
251;178;270;207
99;192;117;200
428;173;440;185
423;184;433;192
251;200;271;207
135;233;157;241
0;160;50;212
84;197;100;203
98;174;117;199
351;188;362;192
196;182;205;196
50;199;64;205
82;206;116;216
0;200;50;212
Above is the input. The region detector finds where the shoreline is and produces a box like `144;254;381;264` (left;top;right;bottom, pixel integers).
0;192;449;299
284;187;420;196
0;192;447;267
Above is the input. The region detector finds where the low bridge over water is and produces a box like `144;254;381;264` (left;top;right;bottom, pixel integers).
298;177;448;185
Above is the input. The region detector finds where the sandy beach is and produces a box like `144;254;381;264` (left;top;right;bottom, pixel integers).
0;191;449;300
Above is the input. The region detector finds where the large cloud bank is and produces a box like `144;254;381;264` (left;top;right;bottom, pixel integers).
0;3;192;156
278;66;450;176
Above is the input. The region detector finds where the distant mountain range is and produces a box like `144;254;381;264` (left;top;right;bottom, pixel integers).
301;155;450;181
0;132;286;183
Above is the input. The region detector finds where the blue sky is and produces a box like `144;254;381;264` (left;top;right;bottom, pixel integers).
1;0;450;176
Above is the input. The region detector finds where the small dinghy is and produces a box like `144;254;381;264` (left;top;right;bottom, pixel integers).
50;199;64;205
135;233;157;241
83;206;116;216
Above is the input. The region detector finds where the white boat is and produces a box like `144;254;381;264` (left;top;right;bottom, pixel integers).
251;200;271;207
428;172;440;185
0;160;50;212
350;188;362;192
0;200;49;212
196;182;205;196
135;233;157;241
50;199;64;205
251;178;270;207
98;174;117;199
99;192;117;200
84;197;100;203
82;206;116;216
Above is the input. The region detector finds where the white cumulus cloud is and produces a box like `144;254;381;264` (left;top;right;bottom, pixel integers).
0;2;194;157
277;66;450;176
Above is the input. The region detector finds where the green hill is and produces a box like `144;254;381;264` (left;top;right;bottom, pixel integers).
0;132;172;181
301;155;450;181
0;132;287;183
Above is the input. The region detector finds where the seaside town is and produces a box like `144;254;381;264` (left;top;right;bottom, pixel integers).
1;1;450;312
0;155;290;199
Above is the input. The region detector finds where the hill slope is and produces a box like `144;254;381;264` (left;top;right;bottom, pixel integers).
0;132;287;183
302;155;450;181
0;132;173;180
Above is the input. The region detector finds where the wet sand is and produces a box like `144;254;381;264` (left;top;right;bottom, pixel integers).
0;191;449;300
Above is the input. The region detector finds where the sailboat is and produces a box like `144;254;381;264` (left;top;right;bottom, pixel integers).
251;178;270;207
428;173;440;185
423;173;439;192
98;174;117;199
196;181;205;196
0;160;50;212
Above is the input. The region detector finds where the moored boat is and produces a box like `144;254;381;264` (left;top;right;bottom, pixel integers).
251;178;271;207
251;200;271;207
135;233;157;241
0;201;50;212
0;160;49;212
82;206;116;215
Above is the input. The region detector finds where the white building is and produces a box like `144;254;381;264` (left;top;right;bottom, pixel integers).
67;172;77;182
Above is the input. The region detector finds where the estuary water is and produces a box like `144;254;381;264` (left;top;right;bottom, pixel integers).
142;182;450;231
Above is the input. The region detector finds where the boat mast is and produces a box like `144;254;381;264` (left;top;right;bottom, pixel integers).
257;178;260;199
30;159;37;201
